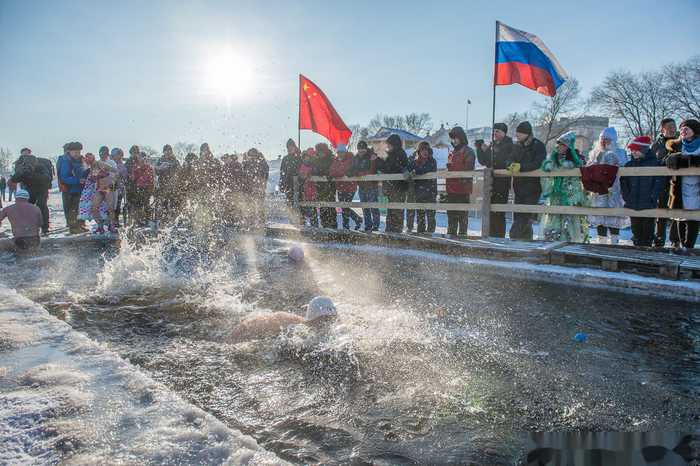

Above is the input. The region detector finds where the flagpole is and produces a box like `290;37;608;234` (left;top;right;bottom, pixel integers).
297;74;302;149
490;20;499;168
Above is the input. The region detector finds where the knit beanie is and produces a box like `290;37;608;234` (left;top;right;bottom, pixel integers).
386;134;403;149
493;123;508;134
516;121;533;136
627;135;652;152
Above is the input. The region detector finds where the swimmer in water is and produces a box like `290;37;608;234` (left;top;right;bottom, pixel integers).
230;296;337;342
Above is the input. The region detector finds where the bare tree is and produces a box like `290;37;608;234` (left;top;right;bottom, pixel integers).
366;113;433;137
0;148;14;176
404;112;433;136
173;142;198;160
500;111;531;136
591;70;675;138
530;78;589;144
347;125;370;151
664;55;700;120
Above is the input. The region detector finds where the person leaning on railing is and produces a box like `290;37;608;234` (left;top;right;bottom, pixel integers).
353;141;380;232
407;141;438;234
540;131;589;243
665;118;700;252
445;126;475;237
651;118;679;247
329;148;362;230
620;136;665;247
509;121;547;241
475;122;514;238
313;143;337;229
376;134;409;233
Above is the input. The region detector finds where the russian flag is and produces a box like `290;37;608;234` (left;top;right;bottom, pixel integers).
495;22;568;97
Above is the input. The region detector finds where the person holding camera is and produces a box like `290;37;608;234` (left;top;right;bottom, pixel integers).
475;122;514;237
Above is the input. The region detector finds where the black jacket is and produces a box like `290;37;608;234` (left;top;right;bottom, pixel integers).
279;153;302;194
407;154;437;199
376;147;409;194
620;150;665;210
512;137;546;200
477;136;515;196
312;151;336;200
651;133;678;163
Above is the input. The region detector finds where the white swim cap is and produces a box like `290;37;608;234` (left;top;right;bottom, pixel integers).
306;296;337;321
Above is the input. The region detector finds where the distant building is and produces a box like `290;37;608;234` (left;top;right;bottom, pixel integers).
466;126;493;144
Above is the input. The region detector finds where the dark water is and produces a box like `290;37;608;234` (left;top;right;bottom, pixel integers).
2;232;699;465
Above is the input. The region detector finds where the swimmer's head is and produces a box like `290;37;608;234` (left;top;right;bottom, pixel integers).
305;296;337;324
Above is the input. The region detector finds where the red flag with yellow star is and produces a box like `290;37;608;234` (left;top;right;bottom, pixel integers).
298;74;352;148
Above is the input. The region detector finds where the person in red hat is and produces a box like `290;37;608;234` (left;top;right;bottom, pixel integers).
620;136;665;247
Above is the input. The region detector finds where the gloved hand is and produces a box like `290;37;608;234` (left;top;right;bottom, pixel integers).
506;162;521;174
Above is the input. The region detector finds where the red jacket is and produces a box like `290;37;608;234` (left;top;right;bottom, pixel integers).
329;154;357;193
446;145;476;195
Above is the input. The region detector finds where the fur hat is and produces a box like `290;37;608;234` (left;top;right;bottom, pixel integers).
556;131;576;148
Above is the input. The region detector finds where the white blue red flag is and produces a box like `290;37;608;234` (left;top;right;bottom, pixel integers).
495;22;569;97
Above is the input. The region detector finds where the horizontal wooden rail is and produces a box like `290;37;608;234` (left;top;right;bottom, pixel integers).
307;166;700;183
298;200;700;221
308;170;480;182
491;203;700;221
493;166;700;178
299;201;480;211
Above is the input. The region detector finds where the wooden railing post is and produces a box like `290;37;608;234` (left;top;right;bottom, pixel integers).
480;168;492;238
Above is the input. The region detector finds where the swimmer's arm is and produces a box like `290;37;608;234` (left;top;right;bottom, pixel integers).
231;312;304;341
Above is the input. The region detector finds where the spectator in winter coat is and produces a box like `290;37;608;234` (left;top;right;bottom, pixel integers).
11;148;52;235
196;143;223;204
510;121;546;240
665;118;700;252
0;188;42;251
445;126;475;236
476;122;515;237
353;141;380;232
298;148;319;227
221;153;244;226
129;151;155;226
242;148;269;229
155;144;182;223
330;150;362;229
279;139;303;224
57;142;86;234
312;143;337;229
407;141;438;234
376;134;409;233
540;131;589;243
651;118;679;247
0;176;6;203
586;127;629;245
111;148;128;227
620;136;664;247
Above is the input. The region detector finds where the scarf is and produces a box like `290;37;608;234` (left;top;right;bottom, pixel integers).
682;137;700;155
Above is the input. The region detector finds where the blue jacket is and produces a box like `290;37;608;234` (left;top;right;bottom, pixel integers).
57;154;85;193
408;154;438;199
620;150;665;211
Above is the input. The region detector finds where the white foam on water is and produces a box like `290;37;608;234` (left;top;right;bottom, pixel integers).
0;286;287;465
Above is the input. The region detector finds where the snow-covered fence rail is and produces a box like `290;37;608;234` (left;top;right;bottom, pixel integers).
296;166;700;237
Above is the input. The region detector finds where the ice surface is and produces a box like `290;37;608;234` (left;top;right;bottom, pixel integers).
0;286;287;465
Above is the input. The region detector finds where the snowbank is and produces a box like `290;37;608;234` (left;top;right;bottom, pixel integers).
0;286;287;465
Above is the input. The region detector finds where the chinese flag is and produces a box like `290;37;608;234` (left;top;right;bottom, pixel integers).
298;74;352;148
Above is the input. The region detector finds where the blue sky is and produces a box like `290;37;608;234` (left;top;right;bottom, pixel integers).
1;0;698;158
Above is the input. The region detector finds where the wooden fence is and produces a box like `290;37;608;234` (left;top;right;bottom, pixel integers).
294;166;700;237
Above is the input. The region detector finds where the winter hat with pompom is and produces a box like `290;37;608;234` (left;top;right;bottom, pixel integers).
627;135;652;152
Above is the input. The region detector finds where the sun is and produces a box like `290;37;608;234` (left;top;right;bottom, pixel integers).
202;46;255;100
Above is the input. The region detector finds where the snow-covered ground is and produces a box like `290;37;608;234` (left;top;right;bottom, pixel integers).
0;285;286;465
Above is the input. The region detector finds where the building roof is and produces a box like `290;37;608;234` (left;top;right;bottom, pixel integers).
366;127;425;143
